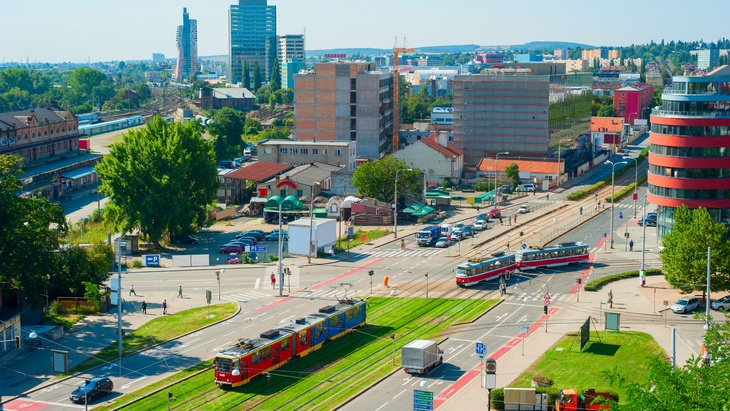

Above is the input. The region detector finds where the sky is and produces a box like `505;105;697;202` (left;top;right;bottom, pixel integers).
2;0;728;64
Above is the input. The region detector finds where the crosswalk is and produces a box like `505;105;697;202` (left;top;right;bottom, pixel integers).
221;286;350;303
370;248;445;258
503;291;573;303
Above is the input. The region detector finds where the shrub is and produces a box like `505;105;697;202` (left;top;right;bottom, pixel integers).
131;260;143;268
584;268;663;291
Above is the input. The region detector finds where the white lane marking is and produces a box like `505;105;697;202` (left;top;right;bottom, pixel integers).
255;278;261;289
374;403;390;411
121;376;148;389
393;389;407;399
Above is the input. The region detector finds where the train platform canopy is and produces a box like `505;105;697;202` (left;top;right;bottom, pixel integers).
61;166;96;180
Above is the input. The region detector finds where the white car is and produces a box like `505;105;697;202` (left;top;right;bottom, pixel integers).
474;220;487;231
712;295;730;310
671;297;700;314
435;237;451;248
518;205;530;214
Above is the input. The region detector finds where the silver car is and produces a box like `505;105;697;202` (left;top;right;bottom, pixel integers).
671;297;699;314
711;295;730;311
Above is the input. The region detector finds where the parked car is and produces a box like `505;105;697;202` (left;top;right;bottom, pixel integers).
474;220;487;231
234;235;258;244
216;160;236;169
451;229;464;241
229;240;255;249
671;296;700;314
453;223;465;232
270;228;287;236
462;225;475;237
435;237;451;248
639;217;657;227
518;205;530;214
712;295;730;311
227;253;241;264
265;232;289;241
171;234;200;245
488;208;501;218
69;377;113;404
219;244;243;254
475;214;487;222
240;231;265;241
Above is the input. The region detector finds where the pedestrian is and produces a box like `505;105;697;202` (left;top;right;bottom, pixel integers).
162;299;167;315
506;241;510;251
546;193;550;201
271;272;276;289
501;282;507;295
476;205;480;212
499;216;503;225
514;215;517;224
141;300;147;314
177;285;183;298
579;206;583;215
608;290;613;308
629;239;634;251
508;216;511;226
129;284;137;296
401;239;405;251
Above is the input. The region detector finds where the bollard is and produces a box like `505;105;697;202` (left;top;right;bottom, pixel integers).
384;276;389;287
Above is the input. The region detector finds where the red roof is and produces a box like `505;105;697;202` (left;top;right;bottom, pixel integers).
589;117;624;133
477;158;563;174
226;162;294;182
421;133;463;159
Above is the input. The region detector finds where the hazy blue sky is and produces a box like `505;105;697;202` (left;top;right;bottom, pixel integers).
2;0;727;63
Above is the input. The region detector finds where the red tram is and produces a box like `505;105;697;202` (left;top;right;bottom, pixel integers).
455;251;516;286
214;298;366;387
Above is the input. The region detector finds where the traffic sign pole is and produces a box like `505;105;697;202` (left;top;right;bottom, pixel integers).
543;293;551;333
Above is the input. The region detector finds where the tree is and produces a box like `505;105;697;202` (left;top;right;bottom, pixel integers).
244;117;262;136
352;157;421;204
661;206;730;295
269;58;281;93
504;163;521;188
207;107;246;159
243;61;251;90
0;155;68;309
253;61;262;91
597;104;615;117
96;117;218;247
55;242;114;297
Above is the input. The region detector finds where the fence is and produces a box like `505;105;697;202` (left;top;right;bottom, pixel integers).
56;297;96;314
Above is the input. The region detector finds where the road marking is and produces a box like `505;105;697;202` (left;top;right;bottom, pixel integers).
374;403;390;411
121;376;147;389
254;278;261;289
393;389;407;399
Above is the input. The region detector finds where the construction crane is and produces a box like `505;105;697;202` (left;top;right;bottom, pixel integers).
392;36;414;153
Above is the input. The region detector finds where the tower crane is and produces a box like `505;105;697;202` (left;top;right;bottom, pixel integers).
392;36;414;153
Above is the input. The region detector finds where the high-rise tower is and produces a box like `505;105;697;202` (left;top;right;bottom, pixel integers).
228;0;277;86
175;7;198;83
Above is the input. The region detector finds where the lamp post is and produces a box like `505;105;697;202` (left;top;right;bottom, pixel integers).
623;156;638;218
425;273;429;299
390;333;396;365
84;379;90;411
495;152;509;206
640;195;647;287
605;160;626;249
278;198;284;296
394;168;412;238
628;112;637;127
215;269;225;300
116;237;125;378
308;182;320;264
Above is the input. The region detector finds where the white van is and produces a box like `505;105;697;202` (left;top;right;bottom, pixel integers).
440;223;454;238
520;183;535;192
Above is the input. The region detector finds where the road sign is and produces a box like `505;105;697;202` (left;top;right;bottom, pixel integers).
143;254;160;267
544;292;551;306
633;193;638;200
414;390;434;410
522;243;527;249
248;245;267;252
476;342;486;355
619;211;623;219
519;325;530;334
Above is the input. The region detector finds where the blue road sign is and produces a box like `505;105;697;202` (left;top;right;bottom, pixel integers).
522;243;527;249
476;342;486;355
414;390;434;410
619;211;623;219
249;245;267;252
144;254;160;267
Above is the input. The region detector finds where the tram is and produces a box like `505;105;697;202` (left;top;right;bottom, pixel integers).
455;251;516;287
515;242;590;271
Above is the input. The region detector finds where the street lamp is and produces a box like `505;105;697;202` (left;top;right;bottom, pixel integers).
215;269;225;300
425;273;429;298
628;112;638;127
605;160;626;249
390;333;396;365
394;168;412;238
495;152;509;206
308;182;320;264
116;237;126;377
623;156;638;218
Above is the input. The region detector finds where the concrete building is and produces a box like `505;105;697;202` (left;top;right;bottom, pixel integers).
514;54;543;63
258;140;356;171
198;87;256;111
430;107;453;126
393;132;464;185
175;8;198;83
697;49;720;70
293;62;394;159
228;0;276;85
152;53;166;65
277;35;305;84
648;65;730;236
283;58;305;89
613;83;654;125
452;70;593;172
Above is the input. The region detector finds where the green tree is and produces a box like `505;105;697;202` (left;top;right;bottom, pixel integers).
243;61;251;90
207;107;246;159
352;156;421;204
0;155;68;309
661;206;730;294
68;67;114;107
597;104;615;117
253;61;262;91
96;117;218;247
504;162;521;188
55;242;114;297
244;117;263;135
269;58;281;92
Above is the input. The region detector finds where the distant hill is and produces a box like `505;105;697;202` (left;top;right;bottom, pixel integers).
479;41;594;52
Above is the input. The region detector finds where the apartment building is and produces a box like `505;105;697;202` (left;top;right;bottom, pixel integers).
648;65;730;235
613;83;654;125
175;8;198;83
228;0;276;85
293;62;394;159
257;140;356;171
277;34;305;88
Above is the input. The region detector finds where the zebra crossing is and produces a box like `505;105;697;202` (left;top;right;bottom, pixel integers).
369;248;445;258
504;291;573;303
221;287;346;303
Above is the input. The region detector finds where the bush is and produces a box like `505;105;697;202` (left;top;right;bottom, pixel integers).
474;181;491;192
584;268;663;291
131;260;143;268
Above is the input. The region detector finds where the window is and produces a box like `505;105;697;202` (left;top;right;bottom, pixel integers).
312;149;318;155
280;148;288;154
261;345;271;360
296;189;303;197
301;148;308;155
264;147;272;154
335;149;342;156
291;148;298;155
282;337;290;351
323;149;327;155
252;350;261;364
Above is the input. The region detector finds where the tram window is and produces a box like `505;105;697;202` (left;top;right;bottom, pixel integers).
346;308;355;321
298;332;307;346
315;323;324;339
331;315;339;328
215;358;232;372
282;337;290;350
252;350;261;364
262;346;271;360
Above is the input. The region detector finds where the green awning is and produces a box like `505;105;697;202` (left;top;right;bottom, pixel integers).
264;195;282;208
412;206;436;217
313;207;328;218
401;203;424;214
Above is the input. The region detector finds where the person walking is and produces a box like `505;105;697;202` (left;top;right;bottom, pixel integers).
514;215;517;224
401;239;405;251
629;239;634;251
162;299;167;315
579;206;583;215
271;273;276;289
608;290;613;308
500;282;507;295
129;284;137;296
546;193;550;201
177;285;183;298
141;300;147;314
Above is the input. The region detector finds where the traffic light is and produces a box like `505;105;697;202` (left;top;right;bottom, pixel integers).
576;278;582;284
368;270;374;277
14;336;20;349
544;305;548;314
505;271;510;281
520;231;524;237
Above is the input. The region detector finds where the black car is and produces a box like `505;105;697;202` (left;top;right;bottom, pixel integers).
171;234;200;245
240;231;265;241
69;377;113;403
235;234;260;243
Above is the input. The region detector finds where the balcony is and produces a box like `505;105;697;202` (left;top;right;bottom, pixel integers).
651;108;730;118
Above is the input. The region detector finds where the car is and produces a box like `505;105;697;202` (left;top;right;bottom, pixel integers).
69;377;113;404
265;232;289;241
712;295;730;310
219;244;243;254
453;223;465;231
230;237;256;246
488;208;501;218
227;252;241;264
270;228;287;236
216;160;236;169
462;225;475;237
239;231;265;241
435;237;451;248
451;229;464;241
234;234;259;243
474;220;487;231
244;148;252;157
171;234;200;245
518;205;530;214
671;296;700;314
475;214;487;222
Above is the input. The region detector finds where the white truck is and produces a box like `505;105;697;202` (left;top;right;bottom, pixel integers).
402;340;444;375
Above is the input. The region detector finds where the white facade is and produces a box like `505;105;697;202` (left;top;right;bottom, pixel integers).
288;218;337;256
393;133;463;184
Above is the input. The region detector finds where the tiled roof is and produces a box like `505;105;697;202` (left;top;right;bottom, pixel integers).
0;108;71;131
226;162;294;182
477;158;562;174
589;117;623;133
420;133;463;159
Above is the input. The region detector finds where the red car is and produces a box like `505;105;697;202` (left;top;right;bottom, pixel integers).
488;208;501;218
228;253;241;264
219;244;242;254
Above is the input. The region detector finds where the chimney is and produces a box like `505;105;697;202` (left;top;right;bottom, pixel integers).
438;131;448;147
